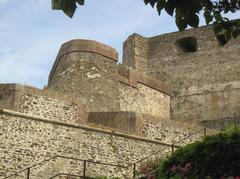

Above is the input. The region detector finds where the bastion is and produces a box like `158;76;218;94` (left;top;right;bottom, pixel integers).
0;25;239;178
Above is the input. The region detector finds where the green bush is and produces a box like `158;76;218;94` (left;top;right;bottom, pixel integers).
155;130;240;178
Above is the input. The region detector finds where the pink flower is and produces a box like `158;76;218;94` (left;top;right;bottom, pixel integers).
179;163;192;176
147;174;155;179
171;165;178;173
180;167;190;175
170;162;192;176
184;162;192;170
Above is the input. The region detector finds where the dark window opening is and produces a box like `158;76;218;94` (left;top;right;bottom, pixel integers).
175;37;197;53
217;34;227;46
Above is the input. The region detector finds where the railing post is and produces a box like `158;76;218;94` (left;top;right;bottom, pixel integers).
83;160;87;179
234;114;237;131
233;113;237;131
133;163;136;178
171;144;174;153
27;168;30;179
204;128;207;137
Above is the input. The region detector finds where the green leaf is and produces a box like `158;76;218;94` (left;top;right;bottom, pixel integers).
222;21;233;31
76;0;85;5
149;0;157;8
203;0;213;10
232;28;240;39
234;19;240;27
175;14;187;31
189;0;202;12
214;12;223;22
187;13;199;28
156;0;165;15
52;0;63;10
213;22;223;35
224;30;232;42
165;0;175;16
204;9;213;25
62;0;77;18
144;0;150;5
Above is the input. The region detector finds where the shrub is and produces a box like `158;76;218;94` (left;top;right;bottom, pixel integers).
138;158;160;175
155;130;240;178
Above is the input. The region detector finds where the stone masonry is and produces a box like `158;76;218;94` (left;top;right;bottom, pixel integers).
0;25;238;178
123;26;240;123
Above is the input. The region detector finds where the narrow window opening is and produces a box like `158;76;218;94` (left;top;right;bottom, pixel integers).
175;37;197;53
217;34;227;46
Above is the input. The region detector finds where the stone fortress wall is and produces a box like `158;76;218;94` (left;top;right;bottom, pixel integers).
0;25;238;178
0;84;86;124
0;109;206;178
123;26;240;122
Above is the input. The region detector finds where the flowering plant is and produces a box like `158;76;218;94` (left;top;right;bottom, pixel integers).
170;162;192;177
170;162;240;179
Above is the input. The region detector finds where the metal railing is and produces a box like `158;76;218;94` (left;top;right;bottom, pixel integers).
49;173;94;179
130;128;204;178
4;155;127;179
136;117;240;179
4;117;240;179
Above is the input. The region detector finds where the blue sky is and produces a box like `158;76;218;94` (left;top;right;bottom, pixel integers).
0;0;239;88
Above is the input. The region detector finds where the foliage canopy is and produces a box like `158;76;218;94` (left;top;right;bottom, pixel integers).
155;129;240;178
52;0;240;42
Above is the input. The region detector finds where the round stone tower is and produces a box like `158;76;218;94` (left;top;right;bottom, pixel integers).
47;39;120;112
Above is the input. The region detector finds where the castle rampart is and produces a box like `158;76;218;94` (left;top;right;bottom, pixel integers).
0;109;207;178
1;25;238;178
123;26;240;122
